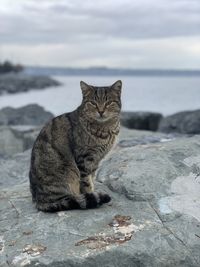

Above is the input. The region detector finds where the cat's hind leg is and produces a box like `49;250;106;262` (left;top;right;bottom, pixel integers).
36;192;111;212
80;173;111;208
80;174;94;193
34;173;110;212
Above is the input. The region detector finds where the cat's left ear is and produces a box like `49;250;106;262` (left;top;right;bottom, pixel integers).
80;81;92;96
111;80;122;95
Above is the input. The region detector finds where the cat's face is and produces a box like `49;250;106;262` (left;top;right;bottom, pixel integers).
80;80;122;122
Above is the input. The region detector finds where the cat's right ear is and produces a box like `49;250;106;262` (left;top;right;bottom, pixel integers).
80;81;92;96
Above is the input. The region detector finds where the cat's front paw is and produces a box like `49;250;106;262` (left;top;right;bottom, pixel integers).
99;193;111;204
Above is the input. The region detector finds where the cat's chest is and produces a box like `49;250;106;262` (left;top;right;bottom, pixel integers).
74;129;115;159
75;133;114;154
74;137;114;173
72;122;117;160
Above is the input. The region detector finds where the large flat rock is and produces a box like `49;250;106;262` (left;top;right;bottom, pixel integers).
1;132;200;266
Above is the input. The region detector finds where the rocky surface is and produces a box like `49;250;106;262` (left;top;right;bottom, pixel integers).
1;130;200;266
0;104;53;157
158;110;200;134
121;111;163;131
0;104;53;126
0;126;40;157
0;73;60;95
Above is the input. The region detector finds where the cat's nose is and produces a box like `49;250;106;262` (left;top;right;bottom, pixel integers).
98;110;104;117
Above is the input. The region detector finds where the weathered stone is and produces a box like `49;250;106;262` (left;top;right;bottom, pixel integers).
158;110;200;134
0;126;40;157
121;111;163;131
0;104;53;126
0;127;24;157
0;131;200;266
0;73;60;95
118;126;183;147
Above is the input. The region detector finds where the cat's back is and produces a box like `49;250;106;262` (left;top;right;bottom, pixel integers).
32;111;76;153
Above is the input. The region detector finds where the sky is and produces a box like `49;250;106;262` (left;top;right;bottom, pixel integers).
0;0;200;69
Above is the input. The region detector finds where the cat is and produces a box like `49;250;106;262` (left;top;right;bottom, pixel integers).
29;80;122;212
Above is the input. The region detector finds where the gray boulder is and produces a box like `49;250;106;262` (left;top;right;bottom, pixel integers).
0;73;60;95
158;110;200;134
0;104;53;156
121;111;163;131
0;104;53;126
0;126;24;157
1;130;200;266
0;126;40;157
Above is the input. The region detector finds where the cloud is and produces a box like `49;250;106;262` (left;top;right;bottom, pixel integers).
1;36;200;69
0;0;200;68
1;0;200;44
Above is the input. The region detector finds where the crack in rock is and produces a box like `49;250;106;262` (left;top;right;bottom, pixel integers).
148;201;187;247
0;236;5;253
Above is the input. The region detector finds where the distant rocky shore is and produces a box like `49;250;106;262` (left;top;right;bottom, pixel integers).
0;72;60;95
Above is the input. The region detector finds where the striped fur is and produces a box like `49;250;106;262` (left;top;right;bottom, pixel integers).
29;80;122;212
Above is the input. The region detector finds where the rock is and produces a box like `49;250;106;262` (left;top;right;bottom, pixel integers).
0;104;53;156
0;104;53;126
1;130;200;266
0;73;60;95
118;126;183;147
0;126;40;157
121;111;163;131
158;110;200;134
0;127;24;157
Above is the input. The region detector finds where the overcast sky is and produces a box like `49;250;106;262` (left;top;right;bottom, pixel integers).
0;0;200;69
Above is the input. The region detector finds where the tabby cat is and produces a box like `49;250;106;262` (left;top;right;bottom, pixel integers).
29;80;122;212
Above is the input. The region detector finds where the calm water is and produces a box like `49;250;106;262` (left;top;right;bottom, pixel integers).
0;75;199;116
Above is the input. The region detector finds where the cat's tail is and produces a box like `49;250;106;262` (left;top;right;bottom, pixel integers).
36;192;111;212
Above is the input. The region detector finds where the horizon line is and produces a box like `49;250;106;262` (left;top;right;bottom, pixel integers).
25;66;200;72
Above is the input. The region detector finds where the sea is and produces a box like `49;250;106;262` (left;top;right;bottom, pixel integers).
0;75;200;116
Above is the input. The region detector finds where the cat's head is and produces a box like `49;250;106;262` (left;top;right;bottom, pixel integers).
80;80;122;122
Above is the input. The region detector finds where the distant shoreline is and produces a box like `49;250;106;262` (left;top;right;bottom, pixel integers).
1;75;199;117
24;66;200;77
0;72;60;96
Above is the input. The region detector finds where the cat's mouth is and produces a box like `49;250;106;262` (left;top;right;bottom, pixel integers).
96;116;109;122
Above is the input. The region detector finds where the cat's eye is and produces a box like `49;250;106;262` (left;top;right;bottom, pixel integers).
90;101;97;107
106;101;113;106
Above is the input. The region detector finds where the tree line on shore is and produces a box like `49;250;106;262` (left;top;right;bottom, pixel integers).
0;61;23;74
